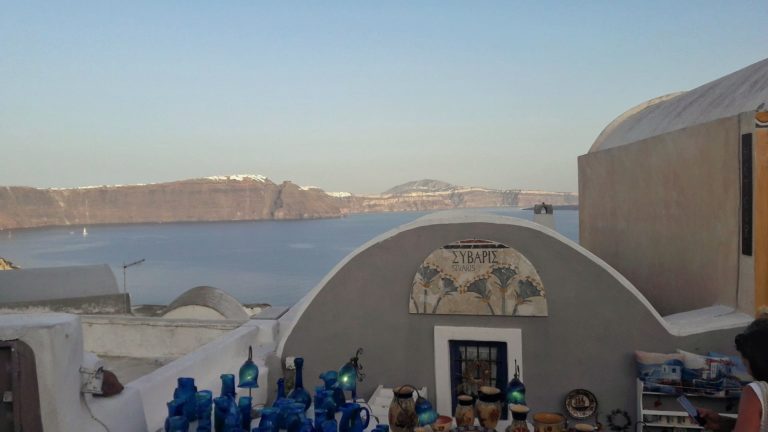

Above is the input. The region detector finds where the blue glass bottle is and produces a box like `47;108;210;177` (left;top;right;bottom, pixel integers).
223;413;241;432
274;398;295;429
314;408;327;430
321;417;338;432
214;396;233;432
196;391;213;431
174;377;198;422
276;378;287;401
286;404;307;432
259;407;279;432
318;390;337;417
319;371;345;410
239;396;253;430
166;399;184;432
167;416;190;432
300;418;315;432
220;374;236;399
288;358;311;411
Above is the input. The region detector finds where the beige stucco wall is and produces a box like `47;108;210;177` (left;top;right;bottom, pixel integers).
579;116;741;315
81;315;242;358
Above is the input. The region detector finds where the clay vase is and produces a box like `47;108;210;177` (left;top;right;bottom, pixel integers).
454;395;475;427
389;386;418;432
506;405;530;432
475;386;502;430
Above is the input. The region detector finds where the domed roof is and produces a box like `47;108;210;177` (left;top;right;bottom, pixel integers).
590;57;768;153
164;285;249;320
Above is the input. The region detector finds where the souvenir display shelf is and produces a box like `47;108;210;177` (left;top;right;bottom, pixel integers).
635;380;738;432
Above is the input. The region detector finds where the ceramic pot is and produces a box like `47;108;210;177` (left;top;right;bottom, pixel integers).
533;412;567;432
389;386;418;432
475;386;502;430
506;405;530;432
454;395;475;427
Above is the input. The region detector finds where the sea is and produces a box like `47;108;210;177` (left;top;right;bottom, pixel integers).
0;208;578;307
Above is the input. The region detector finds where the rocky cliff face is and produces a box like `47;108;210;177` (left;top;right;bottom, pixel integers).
338;180;578;213
0;176;344;230
0;177;577;230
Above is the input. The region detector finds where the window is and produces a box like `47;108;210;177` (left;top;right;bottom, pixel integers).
449;340;508;419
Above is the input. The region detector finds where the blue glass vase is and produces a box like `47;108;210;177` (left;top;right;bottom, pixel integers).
166;399;185;431
224;413;241;432
300;418;315;432
319;371;345;410
167;416;190;432
239;396;253;430
286;404;307;432
220;374;236;399
321;417;338;432
288;358;311;411
174;377;198;422
318;390;337;416
314;408;328;430
274;398;295;429
214;396;233;432
415;397;437;426
259;407;279;432
196;391;213;432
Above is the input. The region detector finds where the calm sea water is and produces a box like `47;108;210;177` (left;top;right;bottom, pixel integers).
0;209;577;306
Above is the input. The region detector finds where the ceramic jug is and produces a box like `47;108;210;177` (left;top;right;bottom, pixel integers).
389;386;418;432
339;402;370;432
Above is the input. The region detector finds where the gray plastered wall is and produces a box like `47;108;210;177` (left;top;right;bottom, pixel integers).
579;117;741;316
280;219;744;421
0;264;120;302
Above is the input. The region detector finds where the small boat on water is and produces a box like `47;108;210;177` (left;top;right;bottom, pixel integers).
82;227;88;237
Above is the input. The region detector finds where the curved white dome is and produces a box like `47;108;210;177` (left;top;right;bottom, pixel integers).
589;57;768;153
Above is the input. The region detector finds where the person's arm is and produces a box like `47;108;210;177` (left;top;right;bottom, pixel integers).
697;385;761;432
698;407;735;431
733;385;762;432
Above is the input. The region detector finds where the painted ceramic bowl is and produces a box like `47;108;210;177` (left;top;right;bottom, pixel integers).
533;412;567;432
432;415;453;432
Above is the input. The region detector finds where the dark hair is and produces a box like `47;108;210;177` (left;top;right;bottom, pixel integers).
735;318;768;381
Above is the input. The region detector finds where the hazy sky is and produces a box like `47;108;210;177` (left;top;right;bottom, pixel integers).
1;1;766;194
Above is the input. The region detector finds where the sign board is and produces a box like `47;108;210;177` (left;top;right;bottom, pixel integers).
409;239;547;316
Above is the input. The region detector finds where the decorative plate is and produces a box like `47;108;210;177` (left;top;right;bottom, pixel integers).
564;389;598;419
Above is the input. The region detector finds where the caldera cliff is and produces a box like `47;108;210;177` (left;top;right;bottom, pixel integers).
0;176;343;230
0;177;578;230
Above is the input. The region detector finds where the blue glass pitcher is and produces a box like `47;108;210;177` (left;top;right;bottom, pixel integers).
339;402;370;432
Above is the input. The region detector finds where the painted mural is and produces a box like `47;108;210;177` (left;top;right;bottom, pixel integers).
409;239;547;316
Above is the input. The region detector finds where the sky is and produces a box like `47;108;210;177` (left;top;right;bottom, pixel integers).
1;1;766;194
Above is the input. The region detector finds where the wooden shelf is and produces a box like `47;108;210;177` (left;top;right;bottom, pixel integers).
637;379;738;432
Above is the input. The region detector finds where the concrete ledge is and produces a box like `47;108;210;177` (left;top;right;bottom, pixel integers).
663;305;754;336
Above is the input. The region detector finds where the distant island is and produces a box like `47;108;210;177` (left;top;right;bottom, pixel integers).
0;175;578;230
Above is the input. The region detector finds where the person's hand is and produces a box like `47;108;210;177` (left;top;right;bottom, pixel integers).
697;408;723;430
